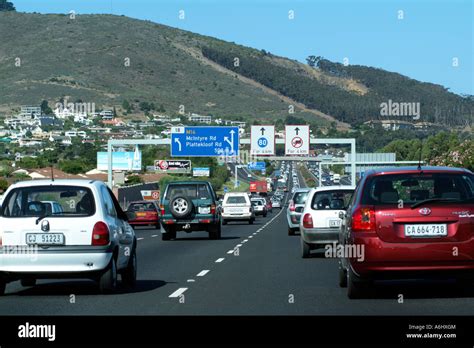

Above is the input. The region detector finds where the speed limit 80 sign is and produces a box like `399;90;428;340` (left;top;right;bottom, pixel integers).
250;125;275;156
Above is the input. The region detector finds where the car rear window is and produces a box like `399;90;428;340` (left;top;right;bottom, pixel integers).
311;190;354;210
165;184;211;200
226;196;247;204
251;200;263;206
1;186;95;217
292;191;309;204
129;203;156;211
361;173;474;205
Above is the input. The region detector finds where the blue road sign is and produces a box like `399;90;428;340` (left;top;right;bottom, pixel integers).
171;126;239;157
224;186;229;193
247;161;266;171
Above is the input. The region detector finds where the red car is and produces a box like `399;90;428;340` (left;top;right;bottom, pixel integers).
265;199;273;213
126;201;160;229
339;166;474;298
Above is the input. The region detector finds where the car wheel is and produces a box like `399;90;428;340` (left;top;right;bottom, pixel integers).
122;248;137;288
301;237;311;258
155;223;161;230
0;279;6;295
209;223;221;240
249;218;254;225
222;219;227;225
338;261;347;288
99;258;118;294
162;227;176;241
21;278;36;287
347;266;371;299
263;212;267;217
288;227;294;236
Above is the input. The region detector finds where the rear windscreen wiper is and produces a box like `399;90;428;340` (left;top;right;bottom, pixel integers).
411;198;461;209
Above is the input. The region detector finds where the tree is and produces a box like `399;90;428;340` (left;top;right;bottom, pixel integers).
126;175;143;185
0;178;9;192
0;0;15;11
40;100;53;115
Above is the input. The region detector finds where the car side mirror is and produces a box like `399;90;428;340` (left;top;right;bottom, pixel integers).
338;211;346;220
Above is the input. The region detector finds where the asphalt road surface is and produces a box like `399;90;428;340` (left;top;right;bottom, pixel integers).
2;184;474;315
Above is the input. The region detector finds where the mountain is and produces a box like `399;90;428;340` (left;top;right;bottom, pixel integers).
0;12;472;129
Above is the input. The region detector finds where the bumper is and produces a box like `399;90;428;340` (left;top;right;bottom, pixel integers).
129;220;159;226
0;247;113;274
300;227;339;244
222;212;253;220
350;234;474;277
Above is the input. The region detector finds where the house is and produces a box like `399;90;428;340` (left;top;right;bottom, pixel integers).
102;118;125;127
19;106;41;118
363;120;415;131
100;110;114;120
188;113;212;124
224;120;246;128
65;130;87;138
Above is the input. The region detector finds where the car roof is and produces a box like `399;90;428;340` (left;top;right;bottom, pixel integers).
129;200;157;204
364;166;472;176
292;188;311;193
224;192;248;196
314;185;356;193
7;179;101;189
166;181;210;185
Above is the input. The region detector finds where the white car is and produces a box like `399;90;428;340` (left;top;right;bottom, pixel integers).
250;197;267;217
299;186;355;258
0;179;137;294
221;192;254;225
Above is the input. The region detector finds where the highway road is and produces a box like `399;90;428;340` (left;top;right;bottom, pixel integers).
2;170;474;316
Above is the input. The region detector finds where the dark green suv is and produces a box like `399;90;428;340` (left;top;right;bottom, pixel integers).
159;181;222;240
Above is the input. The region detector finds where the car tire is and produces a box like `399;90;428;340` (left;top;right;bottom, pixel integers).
222;219;227;225
249;218;254;225
170;196;193;218
99;258;118;294
21;278;36;287
347;266;371;299
301;237;311;258
0;280;5;296
155;223;161;230
338;261;347;288
121;248;137;288
288;227;294;236
209;222;222;240
162;227;176;241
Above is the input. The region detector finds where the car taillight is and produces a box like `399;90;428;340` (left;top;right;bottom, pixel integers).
211;204;216;215
92;222;110;246
302;213;313;228
160;204;165;216
352;206;376;231
289;200;295;212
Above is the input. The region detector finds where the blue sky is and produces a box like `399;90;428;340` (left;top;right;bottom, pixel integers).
14;0;473;95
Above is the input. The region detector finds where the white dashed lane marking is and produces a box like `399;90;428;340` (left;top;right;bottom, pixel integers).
215;258;225;263
197;270;210;277
169;288;188;298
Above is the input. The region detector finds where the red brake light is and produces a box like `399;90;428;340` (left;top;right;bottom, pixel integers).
352;206;376;231
211;204;216;215
302;213;313;228
160;204;165;216
92;222;110;246
289;200;295;212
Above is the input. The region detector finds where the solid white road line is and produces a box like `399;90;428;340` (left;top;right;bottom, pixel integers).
197;270;210;277
169;288;188;298
215;258;225;263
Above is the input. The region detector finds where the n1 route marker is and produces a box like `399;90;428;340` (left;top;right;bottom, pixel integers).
250;125;275;156
285;125;310;155
171;126;239;157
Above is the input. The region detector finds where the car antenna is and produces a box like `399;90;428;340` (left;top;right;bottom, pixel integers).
417;140;423;171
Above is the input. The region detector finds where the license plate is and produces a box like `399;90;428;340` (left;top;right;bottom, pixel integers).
404;224;448;237
136;212;146;217
329;220;341;227
198;207;211;214
229;208;243;213
26;233;65;245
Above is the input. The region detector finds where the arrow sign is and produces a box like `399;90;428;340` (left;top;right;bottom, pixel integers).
285;125;309;155
250;125;275;156
174;138;182;152
295;127;300;135
171;126;239;157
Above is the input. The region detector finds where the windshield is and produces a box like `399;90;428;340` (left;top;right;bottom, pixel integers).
129;203;156;211
225;196;248;204
311;190;353;210
293;191;309;204
1;186;95;217
165;184;211;200
361;173;474;205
